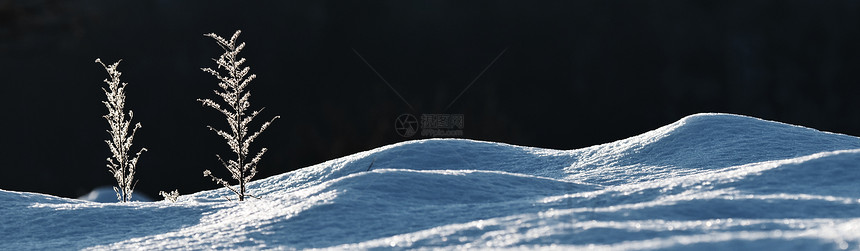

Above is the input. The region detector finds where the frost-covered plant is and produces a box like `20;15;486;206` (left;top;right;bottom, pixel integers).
199;30;279;201
159;189;180;202
97;58;147;203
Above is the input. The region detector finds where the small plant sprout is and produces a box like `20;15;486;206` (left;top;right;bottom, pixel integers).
97;58;147;203
199;30;279;201
159;189;180;202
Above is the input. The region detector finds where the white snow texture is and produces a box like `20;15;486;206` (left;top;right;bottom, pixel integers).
2;113;860;250
77;186;152;203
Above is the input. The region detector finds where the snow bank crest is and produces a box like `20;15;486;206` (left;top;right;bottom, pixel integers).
566;113;860;185
3;113;860;250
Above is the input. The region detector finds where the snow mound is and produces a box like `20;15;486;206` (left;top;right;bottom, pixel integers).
77;186;153;203
567;113;860;185
2;113;860;250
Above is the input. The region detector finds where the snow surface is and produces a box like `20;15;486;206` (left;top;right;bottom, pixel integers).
77;186;153;203
2;113;860;250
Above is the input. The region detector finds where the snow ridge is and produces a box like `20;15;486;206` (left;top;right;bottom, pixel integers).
2;113;860;250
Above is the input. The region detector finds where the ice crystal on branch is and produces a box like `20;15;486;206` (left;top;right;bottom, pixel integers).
199;30;279;202
97;58;147;203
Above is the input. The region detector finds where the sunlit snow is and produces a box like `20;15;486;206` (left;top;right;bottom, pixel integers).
2;113;860;250
77;186;153;203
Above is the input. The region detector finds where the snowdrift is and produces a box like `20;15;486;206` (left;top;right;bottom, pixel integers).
77;186;153;203
2;113;860;250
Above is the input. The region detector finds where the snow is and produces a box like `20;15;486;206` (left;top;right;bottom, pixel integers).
77;186;153;203
2;113;860;250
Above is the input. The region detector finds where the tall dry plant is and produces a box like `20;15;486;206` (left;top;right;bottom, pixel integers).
97;58;147;203
199;30;279;201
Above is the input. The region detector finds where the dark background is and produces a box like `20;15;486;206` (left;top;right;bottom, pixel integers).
1;1;859;199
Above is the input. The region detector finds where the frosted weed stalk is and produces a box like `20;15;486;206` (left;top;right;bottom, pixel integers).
97;58;147;203
159;189;180;202
199;30;279;201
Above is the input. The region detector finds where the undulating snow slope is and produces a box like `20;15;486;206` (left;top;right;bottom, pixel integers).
2;113;860;250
